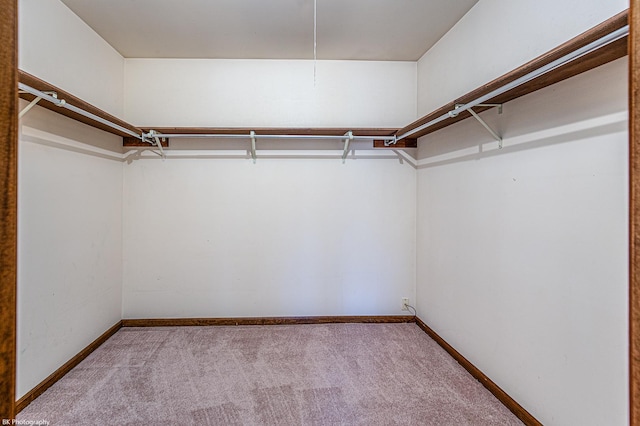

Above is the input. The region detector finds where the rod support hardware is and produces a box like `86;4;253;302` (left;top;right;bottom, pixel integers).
143;130;166;158
448;103;464;118
18;91;62;119
141;131;155;145
384;135;398;147
250;130;257;163
19;96;42;119
450;102;503;117
341;131;354;163
42;91;65;107
450;103;503;148
476;103;503;114
465;106;503;149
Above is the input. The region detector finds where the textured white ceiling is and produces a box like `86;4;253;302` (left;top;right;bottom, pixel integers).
60;0;478;61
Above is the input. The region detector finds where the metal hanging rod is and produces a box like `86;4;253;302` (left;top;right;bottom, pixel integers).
18;82;145;141
396;24;629;142
153;132;397;141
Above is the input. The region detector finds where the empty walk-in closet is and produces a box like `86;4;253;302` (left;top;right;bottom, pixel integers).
1;0;639;424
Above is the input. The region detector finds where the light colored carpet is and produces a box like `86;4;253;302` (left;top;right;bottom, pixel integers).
18;323;523;425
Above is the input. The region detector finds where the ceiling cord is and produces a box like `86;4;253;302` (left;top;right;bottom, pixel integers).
313;0;317;86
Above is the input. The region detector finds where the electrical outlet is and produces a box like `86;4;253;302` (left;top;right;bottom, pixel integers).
401;297;409;311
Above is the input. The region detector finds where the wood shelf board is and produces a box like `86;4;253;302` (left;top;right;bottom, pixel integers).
123;136;168;147
142;127;399;137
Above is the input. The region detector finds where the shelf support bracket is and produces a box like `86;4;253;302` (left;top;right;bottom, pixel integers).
19;96;42;119
250;130;257;163
18;91;60;119
476;103;503;114
342;131;353;163
468;108;503;149
452;103;503;149
144;130;166;159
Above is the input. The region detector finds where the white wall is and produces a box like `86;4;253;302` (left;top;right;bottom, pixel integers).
16;4;630;425
122;149;416;318
417;0;628;115
124;59;416;128
17;102;124;399
416;58;628;426
18;0;125;117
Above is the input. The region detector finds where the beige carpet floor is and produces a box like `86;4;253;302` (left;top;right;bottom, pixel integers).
17;323;523;425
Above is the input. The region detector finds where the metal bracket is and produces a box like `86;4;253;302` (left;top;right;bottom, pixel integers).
18;91;61;119
452;103;504;149
384;135;398;147
341;131;353;163
19;96;42;119
476;103;503;114
250;130;257;163
143;130;166;159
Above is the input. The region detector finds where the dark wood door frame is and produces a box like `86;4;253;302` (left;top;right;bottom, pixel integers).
0;0;17;421
630;1;640;424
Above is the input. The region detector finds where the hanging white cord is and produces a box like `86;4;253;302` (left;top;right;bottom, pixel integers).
313;0;317;85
